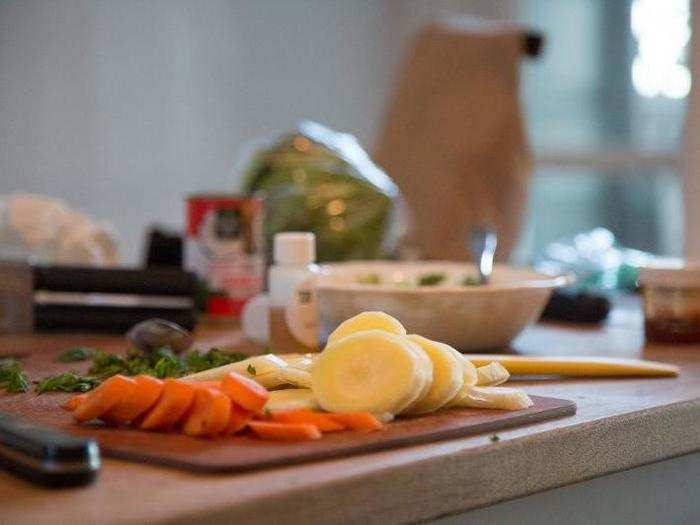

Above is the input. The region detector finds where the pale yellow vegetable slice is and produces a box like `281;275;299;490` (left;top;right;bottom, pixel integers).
278;354;315;372
312;330;425;414
403;335;464;415
404;338;434;405
280;367;313;388
476;362;510;386
326;311;407;347
182;354;288;389
266;389;319;412
443;347;478;389
450;386;533;410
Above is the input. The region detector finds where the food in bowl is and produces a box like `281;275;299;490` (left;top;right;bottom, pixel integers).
317;261;570;351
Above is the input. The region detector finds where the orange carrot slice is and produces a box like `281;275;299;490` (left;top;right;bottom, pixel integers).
249;420;321;441
327;412;384;432
224;403;253;435
139;379;196;431
63;393;87;411
100;375;164;425
73;375;137;423
186;380;222;390
270;410;345;432
221;372;269;412
182;387;232;438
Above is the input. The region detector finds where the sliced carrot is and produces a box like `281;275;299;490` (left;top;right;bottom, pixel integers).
220;372;269;412
139;379;196;431
249;420;321;441
327;412;384;432
100;375;164;425
224;403;253;435
182;387;232;438
270;410;345;432
186;380;222;390
63;393;87;411
73;375;137;423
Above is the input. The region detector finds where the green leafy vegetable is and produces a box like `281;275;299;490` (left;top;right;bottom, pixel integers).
185;347;248;373
0;359;29;393
417;272;446;286
35;373;100;393
56;347;95;362
30;346;249;394
152;352;184;379
247;364;257;376
489;434;500;443
461;276;481;286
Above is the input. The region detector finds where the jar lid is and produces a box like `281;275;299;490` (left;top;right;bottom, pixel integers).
273;232;316;265
638;258;700;288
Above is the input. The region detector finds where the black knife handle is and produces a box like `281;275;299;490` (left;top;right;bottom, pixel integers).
0;412;100;488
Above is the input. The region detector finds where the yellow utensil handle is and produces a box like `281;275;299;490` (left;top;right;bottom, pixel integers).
462;355;679;377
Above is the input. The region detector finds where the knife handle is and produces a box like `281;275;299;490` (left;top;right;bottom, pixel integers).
0;412;100;487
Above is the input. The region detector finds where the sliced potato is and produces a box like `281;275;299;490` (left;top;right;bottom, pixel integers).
266;388;319;412
281;367;312;388
476;362;510;386
182;354;288;389
450;386;533;411
326;311;407;347
312;330;428;415
402;335;463;415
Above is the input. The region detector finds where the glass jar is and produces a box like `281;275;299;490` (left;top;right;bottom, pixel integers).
639;261;700;344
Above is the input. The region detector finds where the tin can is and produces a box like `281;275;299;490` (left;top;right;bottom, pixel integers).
185;194;264;317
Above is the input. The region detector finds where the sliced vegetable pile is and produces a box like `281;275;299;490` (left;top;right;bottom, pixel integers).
177;311;533;426
61;310;532;442
64;371;383;441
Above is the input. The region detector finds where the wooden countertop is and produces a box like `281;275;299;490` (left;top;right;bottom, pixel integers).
2;302;700;525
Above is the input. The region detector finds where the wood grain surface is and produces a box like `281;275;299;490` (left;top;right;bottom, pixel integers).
1;300;700;525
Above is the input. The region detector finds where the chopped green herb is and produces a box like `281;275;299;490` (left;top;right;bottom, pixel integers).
35;373;100;393
358;273;382;285
489;434;500;443
18;346;250;394
56;346;95;362
461;276;481;286
0;359;29;393
247;364;257;376
417;272;446;286
185;347;247;373
153;354;184;379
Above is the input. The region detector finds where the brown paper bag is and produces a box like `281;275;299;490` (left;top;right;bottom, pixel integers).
375;18;533;261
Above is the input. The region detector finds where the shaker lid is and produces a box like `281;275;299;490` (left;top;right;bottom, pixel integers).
273;232;316;265
638;258;700;288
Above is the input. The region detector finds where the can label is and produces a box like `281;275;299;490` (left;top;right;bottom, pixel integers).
185;195;264;316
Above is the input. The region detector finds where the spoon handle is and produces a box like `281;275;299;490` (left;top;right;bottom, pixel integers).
468;227;497;285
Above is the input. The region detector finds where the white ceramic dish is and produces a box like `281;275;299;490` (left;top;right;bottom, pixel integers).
315;261;570;351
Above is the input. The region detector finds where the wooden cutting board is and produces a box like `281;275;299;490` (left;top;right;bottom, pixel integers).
0;350;576;473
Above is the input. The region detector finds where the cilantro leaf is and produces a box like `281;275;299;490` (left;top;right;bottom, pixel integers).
56;347;95;362
0;359;29;393
35;373;100;393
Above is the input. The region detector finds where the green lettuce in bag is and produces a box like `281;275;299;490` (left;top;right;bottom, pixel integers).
242;121;402;262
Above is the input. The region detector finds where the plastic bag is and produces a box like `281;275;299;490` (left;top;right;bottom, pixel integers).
240;121;404;262
535;228;653;292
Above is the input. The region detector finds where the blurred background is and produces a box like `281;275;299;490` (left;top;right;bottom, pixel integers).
0;0;692;264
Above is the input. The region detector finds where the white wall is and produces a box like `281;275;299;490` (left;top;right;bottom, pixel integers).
0;0;510;263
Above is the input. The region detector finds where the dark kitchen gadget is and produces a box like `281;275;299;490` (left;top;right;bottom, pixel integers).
540;288;611;324
0;262;198;334
126;318;194;354
0;411;100;487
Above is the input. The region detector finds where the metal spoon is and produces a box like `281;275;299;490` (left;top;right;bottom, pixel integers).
126;318;193;354
468;227;497;285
